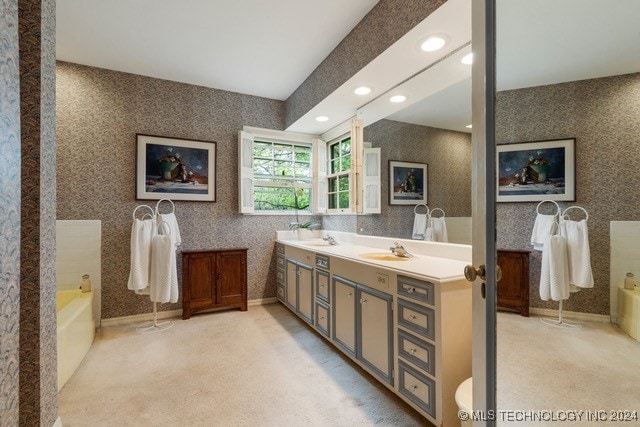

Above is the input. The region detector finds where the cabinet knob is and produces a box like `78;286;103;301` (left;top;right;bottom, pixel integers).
409;314;417;321
409;347;417;355
411;384;418;392
360;298;367;304
320;284;324;288
347;292;352;297
216;272;221;280
320;315;325;320
407;287;415;293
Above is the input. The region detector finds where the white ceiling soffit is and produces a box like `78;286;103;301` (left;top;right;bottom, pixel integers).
56;0;379;101
286;0;471;135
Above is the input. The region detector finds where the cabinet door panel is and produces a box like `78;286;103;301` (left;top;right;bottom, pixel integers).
297;264;313;324
188;254;215;302
286;260;297;311
332;277;356;356
358;286;393;384
216;251;245;306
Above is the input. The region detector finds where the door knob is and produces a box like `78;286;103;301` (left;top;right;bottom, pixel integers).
464;264;486;282
464;265;502;282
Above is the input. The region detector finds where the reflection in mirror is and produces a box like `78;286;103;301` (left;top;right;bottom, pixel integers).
495;0;640;418
332;52;474;244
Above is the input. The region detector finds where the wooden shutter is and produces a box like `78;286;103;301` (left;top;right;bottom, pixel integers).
362;147;381;214
238;131;254;213
313;138;327;214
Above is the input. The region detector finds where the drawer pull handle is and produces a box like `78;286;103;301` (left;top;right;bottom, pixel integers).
411;384;418;392
409;314;417;320
407;287;415;293
360;298;367;304
410;347;417;355
320;284;324;288
320;315;325;320
347;292;352;297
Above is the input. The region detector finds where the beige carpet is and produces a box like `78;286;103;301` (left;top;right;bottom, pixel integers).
58;304;426;426
497;312;640;426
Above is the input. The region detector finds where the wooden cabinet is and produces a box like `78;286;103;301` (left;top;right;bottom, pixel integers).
332;275;393;385
181;249;247;319
497;249;530;317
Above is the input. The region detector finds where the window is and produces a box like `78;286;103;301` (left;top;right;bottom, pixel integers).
252;139;312;212
327;136;351;210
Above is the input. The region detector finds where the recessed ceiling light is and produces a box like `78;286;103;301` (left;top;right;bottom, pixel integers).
465;124;472;128
461;53;473;65
315;116;329;122
354;86;372;96
420;36;446;52
389;95;407;103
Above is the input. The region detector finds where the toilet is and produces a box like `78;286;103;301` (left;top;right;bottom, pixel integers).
455;377;473;427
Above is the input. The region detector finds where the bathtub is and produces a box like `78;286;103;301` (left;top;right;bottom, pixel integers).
617;286;640;342
57;289;95;391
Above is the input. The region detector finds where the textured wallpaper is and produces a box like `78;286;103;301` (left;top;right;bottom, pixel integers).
496;72;640;315
285;0;446;127
0;0;21;424
18;0;58;424
56;62;314;319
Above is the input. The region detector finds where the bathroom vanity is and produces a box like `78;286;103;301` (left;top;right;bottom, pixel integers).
276;232;472;426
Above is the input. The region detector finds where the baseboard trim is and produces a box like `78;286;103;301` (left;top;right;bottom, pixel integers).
249;297;278;306
101;298;278;327
530;307;610;323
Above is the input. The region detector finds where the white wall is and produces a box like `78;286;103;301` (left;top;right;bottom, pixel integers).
610;221;640;322
56;220;101;325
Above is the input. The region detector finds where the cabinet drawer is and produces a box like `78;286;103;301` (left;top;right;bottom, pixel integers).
315;301;330;338
315;269;330;303
398;329;435;375
398;360;436;418
397;299;435;341
276;255;285;269
315;254;330;270
397;275;434;305
276;284;285;302
276;242;284;254
276;268;285;285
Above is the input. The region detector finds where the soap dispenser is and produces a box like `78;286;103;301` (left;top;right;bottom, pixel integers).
80;274;92;293
624;272;636;290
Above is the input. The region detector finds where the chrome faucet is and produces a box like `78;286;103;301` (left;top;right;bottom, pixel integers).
389;242;413;258
323;234;338;245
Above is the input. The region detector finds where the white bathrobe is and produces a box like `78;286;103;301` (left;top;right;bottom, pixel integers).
127;217;156;294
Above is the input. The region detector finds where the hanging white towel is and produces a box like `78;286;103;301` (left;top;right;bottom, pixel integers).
149;224;178;303
127;218;156;293
431;217;448;243
159;212;182;246
412;213;428;240
560;219;594;289
539;234;570;301
530;214;557;251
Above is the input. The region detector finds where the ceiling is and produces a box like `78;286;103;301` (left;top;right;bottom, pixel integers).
56;0;378;101
56;0;640;135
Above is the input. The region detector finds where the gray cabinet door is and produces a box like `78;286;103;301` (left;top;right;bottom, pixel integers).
297;263;314;324
285;259;297;311
332;276;357;356
358;285;393;385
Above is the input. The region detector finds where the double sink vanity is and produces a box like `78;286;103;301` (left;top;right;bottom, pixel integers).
275;231;472;426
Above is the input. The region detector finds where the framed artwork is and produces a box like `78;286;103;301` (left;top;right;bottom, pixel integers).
496;138;575;202
136;134;216;202
389;160;428;205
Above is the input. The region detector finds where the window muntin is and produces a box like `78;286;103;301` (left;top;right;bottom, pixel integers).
252;140;312;212
327;136;351;210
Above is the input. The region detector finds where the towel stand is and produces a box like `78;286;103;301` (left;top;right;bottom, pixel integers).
130;201;177;333
539;203;589;329
414;203;429;215
430;208;445;218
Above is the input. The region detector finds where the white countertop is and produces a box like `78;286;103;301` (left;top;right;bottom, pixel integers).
277;231;471;283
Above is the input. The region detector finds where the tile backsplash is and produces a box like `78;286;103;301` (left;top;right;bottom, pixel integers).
56;220;101;325
610;221;640;322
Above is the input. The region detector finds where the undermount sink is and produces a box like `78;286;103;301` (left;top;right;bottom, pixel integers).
360;253;411;262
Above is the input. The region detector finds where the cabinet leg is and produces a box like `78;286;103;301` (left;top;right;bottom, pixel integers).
183;311;191;320
521;306;529;317
241;302;247;311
